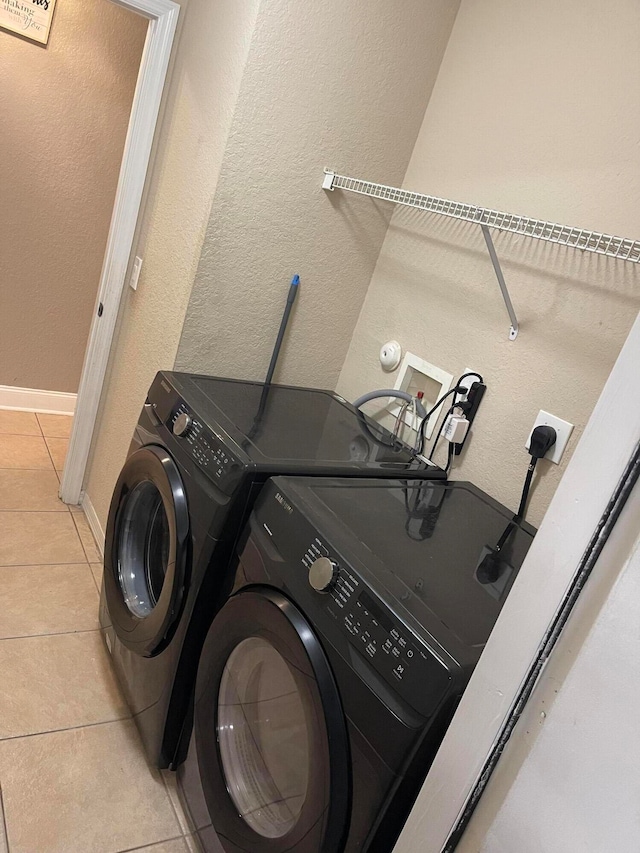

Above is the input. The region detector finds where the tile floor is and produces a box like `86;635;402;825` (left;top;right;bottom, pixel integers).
0;411;196;853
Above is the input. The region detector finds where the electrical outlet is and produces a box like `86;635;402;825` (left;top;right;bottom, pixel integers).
526;410;574;464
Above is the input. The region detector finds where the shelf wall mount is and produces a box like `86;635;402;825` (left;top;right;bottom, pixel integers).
323;169;640;341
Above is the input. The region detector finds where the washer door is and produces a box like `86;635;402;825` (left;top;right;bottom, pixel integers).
104;445;189;656
193;588;351;853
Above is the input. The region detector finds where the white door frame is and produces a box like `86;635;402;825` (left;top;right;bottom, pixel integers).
393;309;640;852
60;0;179;505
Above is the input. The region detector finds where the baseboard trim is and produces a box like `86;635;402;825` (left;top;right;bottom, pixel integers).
81;492;105;558
0;385;77;415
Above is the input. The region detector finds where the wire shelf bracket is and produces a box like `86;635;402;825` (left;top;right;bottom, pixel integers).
323;169;640;341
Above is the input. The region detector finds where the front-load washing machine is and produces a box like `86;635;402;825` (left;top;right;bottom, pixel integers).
178;476;535;852
99;371;444;768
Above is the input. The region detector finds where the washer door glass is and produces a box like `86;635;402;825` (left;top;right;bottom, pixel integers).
217;636;310;839
117;479;171;618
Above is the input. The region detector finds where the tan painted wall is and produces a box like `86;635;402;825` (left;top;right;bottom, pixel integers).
85;0;460;530
174;0;461;389
84;0;262;528
338;0;640;527
0;0;146;393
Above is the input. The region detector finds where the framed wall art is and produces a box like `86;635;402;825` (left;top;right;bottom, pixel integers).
0;0;57;45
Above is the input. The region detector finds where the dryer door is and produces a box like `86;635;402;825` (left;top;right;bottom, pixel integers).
191;588;351;853
104;445;189;656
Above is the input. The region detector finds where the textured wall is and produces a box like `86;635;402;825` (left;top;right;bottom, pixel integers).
338;0;640;526
174;0;460;389
84;0;262;528
0;0;146;392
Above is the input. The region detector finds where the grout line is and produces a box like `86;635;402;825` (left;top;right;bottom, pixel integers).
35;412;45;438
161;770;193;838
0;509;75;514
42;435;59;474
0;431;41;438
71;512;95;564
0;783;9;853
0;716;132;746
33;417;72;442
0;466;57;471
163;775;184;834
0;560;91;568
89;563;102;594
0;561;90;569
183;835;201;853
115;834;188;853
0;627;100;643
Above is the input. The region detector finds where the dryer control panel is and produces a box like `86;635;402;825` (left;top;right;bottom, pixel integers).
168;402;242;493
302;542;451;716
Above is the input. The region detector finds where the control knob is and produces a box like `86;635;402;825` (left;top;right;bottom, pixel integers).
173;412;194;438
308;557;338;593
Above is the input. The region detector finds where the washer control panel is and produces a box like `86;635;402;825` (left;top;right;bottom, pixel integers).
302;538;450;714
169;402;241;491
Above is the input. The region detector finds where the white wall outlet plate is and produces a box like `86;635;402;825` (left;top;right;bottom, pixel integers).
526;410;574;464
391;352;453;439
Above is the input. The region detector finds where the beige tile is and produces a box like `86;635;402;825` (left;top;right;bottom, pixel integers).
0;434;52;469
0;511;85;565
0;631;129;739
45;436;69;471
90;562;104;592
0;410;40;436
0;720;180;853
162;771;192;837
0;564;98;638
131;840;190;852
0;469;67;511
73;512;103;562
36;412;73;439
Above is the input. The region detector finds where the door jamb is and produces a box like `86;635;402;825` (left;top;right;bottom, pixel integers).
392;308;640;852
60;0;179;504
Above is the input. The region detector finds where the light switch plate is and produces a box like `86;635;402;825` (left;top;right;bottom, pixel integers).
526;410;574;464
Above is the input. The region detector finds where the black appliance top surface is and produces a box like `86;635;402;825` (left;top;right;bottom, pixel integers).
272;477;535;651
168;372;435;473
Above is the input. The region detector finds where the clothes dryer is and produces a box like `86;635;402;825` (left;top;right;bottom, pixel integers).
178;476;535;852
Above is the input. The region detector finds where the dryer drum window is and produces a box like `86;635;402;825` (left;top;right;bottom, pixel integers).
217;636;310;838
117;479;171;618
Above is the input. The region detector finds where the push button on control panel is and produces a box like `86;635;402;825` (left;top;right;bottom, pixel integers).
337;589;451;715
299;541;450;714
170;404;239;485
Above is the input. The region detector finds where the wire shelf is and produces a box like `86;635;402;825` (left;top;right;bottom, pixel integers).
322;169;640;340
324;171;640;264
